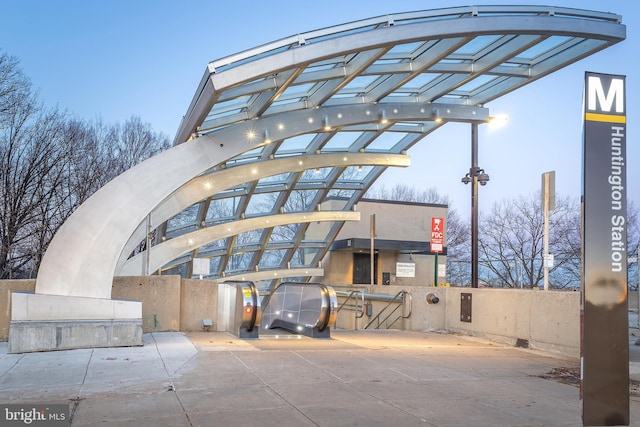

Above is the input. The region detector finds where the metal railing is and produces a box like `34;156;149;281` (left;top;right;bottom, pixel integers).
364;290;412;330
335;290;365;330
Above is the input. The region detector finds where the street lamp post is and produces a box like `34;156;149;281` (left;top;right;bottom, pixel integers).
462;122;490;288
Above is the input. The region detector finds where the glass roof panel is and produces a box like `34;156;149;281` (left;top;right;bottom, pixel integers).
245;193;275;216
342;75;379;91
271;97;302;108
226;252;253;272
454;35;500;55
166;205;199;230
205;95;251;120
254;183;287;194
276;134;315;152
371;58;403;66
258;173;289;185
366;132;407;150
516;35;572;59
322;132;361;151
301;62;338;74
270;224;297;242
233;231;262;250
455;74;500;93
198;241;225;252
291;247;320;267
387;41;425;55
337;165;372;181
385;92;411;98
329;93;361;99
439;58;467;65
402;73;440;90
299;167;330;182
207;257;220;273
162;264;187;277
237;147;263;158
258;249;286;268
284;190;319;212
277;82;316;100
227;153;263;167
206;198;240;222
326;188;356;199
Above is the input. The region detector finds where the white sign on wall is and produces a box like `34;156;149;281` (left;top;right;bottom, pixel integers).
396;262;415;278
192;258;210;276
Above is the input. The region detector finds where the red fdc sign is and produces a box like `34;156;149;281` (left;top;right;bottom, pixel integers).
431;217;444;253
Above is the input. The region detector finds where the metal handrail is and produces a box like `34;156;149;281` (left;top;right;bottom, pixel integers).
335;290;365;317
364;290;412;330
335;290;365;330
316;284;338;332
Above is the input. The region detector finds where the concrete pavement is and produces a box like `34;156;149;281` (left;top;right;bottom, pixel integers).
1;330;639;426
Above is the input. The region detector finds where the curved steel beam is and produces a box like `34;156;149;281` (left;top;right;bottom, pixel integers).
176;12;624;143
36;102;479;300
36;134;231;298
119;211;360;276
210;6;621;73
222;268;324;283
116;152;409;273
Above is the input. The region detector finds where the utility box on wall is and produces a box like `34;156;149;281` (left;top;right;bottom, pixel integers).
460;293;472;322
382;272;390;285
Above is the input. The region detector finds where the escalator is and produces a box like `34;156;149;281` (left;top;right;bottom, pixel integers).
217;281;337;339
261;282;337;338
217;281;261;338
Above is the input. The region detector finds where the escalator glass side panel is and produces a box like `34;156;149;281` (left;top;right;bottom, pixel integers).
262;282;337;337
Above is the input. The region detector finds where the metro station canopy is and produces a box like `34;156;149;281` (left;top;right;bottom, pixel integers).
175;5;624;143
167;6;624;279
35;5;625;299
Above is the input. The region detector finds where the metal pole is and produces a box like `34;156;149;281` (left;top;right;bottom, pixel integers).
471;122;479;288
434;252;438;287
145;214;151;276
543;173;550;290
370;214;375;286
7;243;11;280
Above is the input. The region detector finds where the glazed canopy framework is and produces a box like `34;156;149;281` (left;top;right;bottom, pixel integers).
35;5;625;299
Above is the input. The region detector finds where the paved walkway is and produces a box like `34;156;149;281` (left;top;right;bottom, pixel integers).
1;330;639;426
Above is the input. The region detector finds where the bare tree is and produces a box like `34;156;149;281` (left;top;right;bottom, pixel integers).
110;116;170;175
478;194;639;289
0;53;31;122
478;193;581;288
0;53;69;278
0;51;172;278
65;119;119;208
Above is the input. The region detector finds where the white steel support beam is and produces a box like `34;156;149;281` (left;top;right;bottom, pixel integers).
117;152;409;272
119;211;359;276
222;268;324;283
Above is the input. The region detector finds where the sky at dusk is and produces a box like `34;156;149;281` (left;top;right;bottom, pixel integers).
1;0;637;216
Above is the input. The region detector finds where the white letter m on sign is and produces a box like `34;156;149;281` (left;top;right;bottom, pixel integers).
588;76;624;113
